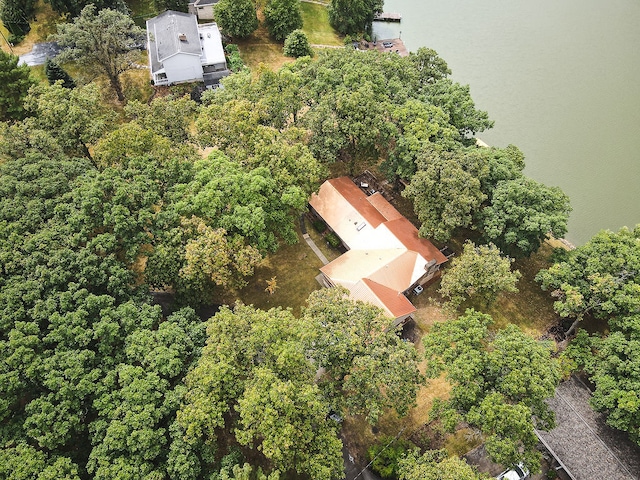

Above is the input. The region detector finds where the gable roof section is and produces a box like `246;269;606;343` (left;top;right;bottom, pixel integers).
355;279;417;319
385;217;446;265
310;178;447;266
320;248;406;289
147;10;201;74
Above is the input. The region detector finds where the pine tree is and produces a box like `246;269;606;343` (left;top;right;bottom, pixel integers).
0;50;35;121
44;59;76;89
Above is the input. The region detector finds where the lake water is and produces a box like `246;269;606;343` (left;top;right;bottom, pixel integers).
375;0;640;245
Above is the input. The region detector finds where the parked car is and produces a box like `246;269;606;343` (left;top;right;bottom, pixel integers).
496;463;529;480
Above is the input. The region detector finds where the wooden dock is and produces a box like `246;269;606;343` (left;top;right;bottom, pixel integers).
373;12;402;22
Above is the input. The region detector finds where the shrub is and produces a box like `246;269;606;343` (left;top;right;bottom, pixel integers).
225;44;245;72
312;219;326;233
325;232;341;248
367;436;417;479
283;29;313;58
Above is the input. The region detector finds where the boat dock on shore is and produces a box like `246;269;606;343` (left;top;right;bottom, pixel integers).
374;12;402;22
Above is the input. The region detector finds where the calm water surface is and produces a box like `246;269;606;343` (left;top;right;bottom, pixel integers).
376;0;640;245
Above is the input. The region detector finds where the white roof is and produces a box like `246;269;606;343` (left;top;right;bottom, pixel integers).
198;23;226;66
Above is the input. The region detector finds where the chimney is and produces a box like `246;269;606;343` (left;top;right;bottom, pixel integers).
178;33;187;41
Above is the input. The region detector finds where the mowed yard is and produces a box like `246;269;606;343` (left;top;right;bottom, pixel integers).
236;0;342;70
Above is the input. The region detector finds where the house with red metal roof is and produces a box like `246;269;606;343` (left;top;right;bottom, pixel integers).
309;177;448;323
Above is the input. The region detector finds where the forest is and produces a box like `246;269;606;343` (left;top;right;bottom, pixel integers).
1;1;639;479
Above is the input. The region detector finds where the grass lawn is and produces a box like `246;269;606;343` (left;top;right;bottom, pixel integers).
237;3;343;71
300;2;342;46
127;0;159;27
1;0;62;55
235;10;297;72
226;226;325;316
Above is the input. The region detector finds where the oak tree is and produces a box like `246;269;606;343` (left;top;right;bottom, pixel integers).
264;0;302;42
52;5;146;102
303;287;424;424
536;225;640;335
423;310;560;471
214;0;259;39
439;242;521;309
327;0;383;36
481;177;571;258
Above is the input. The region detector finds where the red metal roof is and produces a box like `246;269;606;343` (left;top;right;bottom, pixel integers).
361;278;417;318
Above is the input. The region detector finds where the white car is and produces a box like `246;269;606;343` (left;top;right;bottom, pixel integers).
496;463;529;480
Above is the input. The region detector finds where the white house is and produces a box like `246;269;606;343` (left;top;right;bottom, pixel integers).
188;0;218;20
146;10;229;87
309;177;448;324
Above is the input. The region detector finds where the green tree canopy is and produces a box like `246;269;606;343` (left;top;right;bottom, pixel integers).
302;288;424;424
154;0;188;12
398;450;488;480
24;82;115;160
214;0;259;39
45;0;127;16
0;0;36;38
402;147;487;242
439;242;521;309
566;317;640;445
0;50;35;121
423;310;561;471
481;177;572;258
52;5;146;102
327;0;383;36
536;225;640;335
264;0;302;42
178;303;344;479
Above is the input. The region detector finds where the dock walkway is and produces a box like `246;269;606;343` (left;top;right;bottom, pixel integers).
373;12;402;22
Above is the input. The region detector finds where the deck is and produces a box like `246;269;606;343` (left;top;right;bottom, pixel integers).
354;38;408;57
373;12;402;22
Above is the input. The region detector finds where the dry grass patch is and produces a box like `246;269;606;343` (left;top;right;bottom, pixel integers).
1;1;62;55
235;11;295;71
341;374;451;462
445;428;483;457
229;228;324;316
